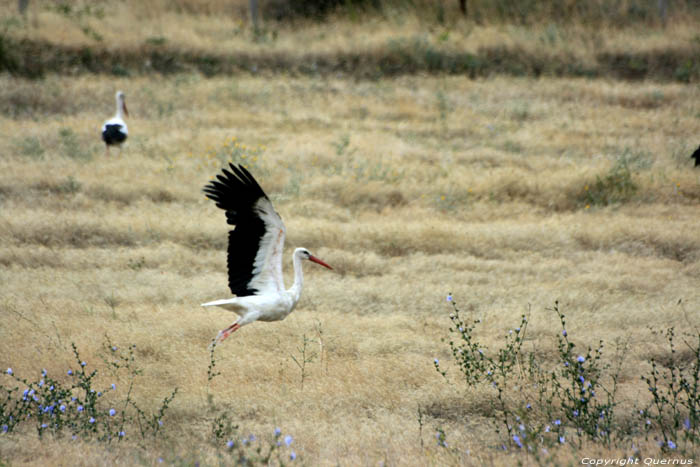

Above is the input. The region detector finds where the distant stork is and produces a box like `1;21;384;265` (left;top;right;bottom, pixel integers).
691;145;700;167
201;164;333;344
101;91;128;156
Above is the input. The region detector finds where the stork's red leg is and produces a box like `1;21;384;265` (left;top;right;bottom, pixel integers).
215;322;241;344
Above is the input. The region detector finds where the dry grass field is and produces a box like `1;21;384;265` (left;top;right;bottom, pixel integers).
1;2;700;466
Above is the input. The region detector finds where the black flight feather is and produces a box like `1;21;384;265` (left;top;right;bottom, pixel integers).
203;164;270;297
102;124;127;146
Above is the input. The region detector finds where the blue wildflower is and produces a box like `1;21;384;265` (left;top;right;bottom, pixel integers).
226;440;234;449
545;425;550;433
434;358;439;365
248;434;256;442
554;419;561;426
49;385;54;391
684;419;691;430
573;410;579;417
526;403;532;410
564;362;569;367
284;434;293;446
577;356;585;363
81;361;86;367
41;369;47;377
668;440;676;449
111;346;117;352
119;431;125;437
290;451;297;461
6;368;12;376
111;383;116;390
562;330;567;337
519;424;525;432
158;420;163;426
446;295;453;302
513;434;523;448
67;370;73;376
60;405;66;413
89;417;95;424
38;380;44;387
109;409;116;416
559;436;565;444
41;423;48;429
77;405;84;412
274;427;281;436
2;425;8;433
578;375;585;383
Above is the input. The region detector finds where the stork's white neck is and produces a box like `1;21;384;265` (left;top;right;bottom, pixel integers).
115;95;125;120
288;249;305;305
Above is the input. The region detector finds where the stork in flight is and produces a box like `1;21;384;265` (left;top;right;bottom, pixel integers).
201;164;333;345
101;91;128;156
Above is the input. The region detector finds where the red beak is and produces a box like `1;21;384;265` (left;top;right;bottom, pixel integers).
309;255;333;270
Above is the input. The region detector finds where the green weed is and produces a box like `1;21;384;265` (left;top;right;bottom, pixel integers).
435;296;700;456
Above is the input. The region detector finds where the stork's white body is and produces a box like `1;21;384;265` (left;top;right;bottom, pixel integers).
202;248;307;326
101;91;128;156
201;165;332;344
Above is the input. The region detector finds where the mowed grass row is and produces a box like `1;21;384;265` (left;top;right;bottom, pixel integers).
1;72;699;464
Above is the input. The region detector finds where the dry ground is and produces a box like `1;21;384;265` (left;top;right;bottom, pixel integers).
0;69;699;465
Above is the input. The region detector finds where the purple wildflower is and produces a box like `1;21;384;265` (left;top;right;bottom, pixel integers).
513;434;523;448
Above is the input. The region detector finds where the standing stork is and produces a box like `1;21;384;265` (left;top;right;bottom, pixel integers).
691;145;700;167
101;91;128;156
201;164;333;345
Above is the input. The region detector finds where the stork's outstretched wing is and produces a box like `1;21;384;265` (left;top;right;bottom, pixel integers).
203;164;286;296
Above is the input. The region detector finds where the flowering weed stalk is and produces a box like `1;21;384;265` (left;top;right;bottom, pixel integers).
0;341;177;443
640;328;700;453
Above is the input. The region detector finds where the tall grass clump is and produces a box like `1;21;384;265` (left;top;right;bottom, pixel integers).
435;296;700;455
191;136;265;174
579;158;638;207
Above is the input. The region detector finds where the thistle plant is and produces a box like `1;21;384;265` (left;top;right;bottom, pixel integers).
434;295;700;455
1;341;177;442
640;328;700;452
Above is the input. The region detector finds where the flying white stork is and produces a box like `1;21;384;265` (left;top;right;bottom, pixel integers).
201;164;333;345
101;91;128;156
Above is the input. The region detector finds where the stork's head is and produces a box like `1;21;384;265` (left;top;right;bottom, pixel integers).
116;91;128;117
296;248;333;270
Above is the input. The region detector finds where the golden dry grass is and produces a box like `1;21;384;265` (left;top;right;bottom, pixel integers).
1;14;700;465
3;0;699;82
